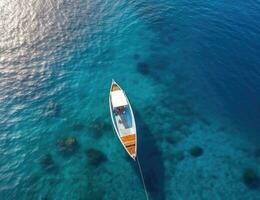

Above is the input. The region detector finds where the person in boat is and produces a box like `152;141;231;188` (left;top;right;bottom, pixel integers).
115;106;124;115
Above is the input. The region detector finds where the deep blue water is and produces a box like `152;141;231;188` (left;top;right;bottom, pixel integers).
0;0;260;199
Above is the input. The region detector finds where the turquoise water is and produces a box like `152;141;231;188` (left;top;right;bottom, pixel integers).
0;0;260;199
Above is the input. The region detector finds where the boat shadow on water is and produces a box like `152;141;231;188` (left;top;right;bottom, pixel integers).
129;111;165;200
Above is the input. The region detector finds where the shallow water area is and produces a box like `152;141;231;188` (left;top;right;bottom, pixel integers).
0;0;260;199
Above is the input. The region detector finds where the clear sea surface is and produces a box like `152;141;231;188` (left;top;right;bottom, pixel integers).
0;0;260;199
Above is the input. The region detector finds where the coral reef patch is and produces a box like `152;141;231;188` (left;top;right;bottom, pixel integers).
189;146;204;157
136;62;150;75
85;148;107;166
40;153;57;172
165;136;178;145
56;136;78;156
242;168;259;189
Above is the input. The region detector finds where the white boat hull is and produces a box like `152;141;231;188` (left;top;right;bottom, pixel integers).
109;80;137;160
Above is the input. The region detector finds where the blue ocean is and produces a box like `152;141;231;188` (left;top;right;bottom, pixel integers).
0;0;260;199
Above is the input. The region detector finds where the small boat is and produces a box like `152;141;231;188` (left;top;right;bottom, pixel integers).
109;79;137;160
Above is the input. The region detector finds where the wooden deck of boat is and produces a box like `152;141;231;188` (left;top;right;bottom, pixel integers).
112;84;120;91
121;134;136;155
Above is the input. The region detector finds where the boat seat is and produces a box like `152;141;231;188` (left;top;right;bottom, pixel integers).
127;145;135;154
112;84;120;91
119;133;136;156
121;134;136;148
